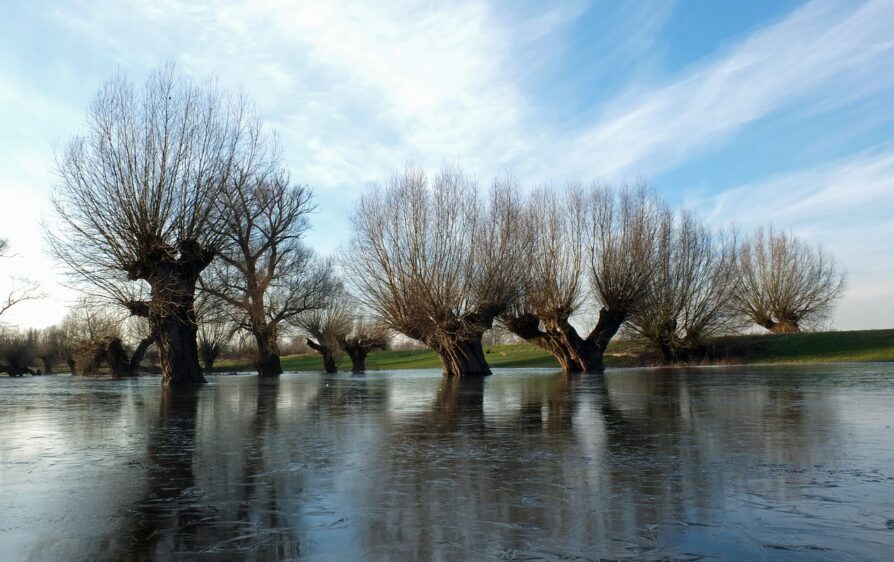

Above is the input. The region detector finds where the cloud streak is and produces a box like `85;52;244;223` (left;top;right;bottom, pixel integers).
563;0;894;179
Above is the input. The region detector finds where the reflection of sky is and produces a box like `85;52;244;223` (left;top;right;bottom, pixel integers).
2;1;894;329
1;366;894;559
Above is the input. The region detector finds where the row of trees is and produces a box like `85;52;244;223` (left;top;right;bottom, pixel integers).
41;65;844;385
346;167;845;375
48;65;352;384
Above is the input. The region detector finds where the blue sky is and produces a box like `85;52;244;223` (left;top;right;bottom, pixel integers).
1;0;893;329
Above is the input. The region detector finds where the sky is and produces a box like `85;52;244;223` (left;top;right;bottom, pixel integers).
1;0;893;330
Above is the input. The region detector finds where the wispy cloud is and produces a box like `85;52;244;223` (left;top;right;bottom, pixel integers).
562;0;894;179
3;0;894;328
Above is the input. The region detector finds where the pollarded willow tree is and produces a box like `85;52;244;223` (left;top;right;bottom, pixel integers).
296;287;390;373
500;184;663;372
346;165;526;376
49;64;252;385
201;149;337;376
338;318;389;373
627;210;741;363
735;227;845;333
295;290;353;373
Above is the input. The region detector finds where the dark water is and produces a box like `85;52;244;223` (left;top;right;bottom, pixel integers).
2;365;894;561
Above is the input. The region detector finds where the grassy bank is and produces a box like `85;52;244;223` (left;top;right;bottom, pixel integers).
214;328;894;373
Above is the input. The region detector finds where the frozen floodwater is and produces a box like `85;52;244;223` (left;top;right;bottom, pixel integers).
2;364;894;560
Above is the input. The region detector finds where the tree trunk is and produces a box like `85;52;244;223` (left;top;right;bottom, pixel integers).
151;314;205;385
144;263;207;386
432;336;491;377
66;358;77;375
503;307;625;373
769;321;800;334
106;338;133;378
346;346;368;373
254;329;283;376
199;347;218;373
758;316;800;334
128;337;153;375
306;338;337;373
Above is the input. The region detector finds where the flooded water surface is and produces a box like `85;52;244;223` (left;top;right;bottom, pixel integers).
2;365;894;560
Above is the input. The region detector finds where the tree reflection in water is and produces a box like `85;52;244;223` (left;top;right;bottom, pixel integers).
2;366;893;560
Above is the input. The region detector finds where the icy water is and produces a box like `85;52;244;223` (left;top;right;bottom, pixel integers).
2;366;894;561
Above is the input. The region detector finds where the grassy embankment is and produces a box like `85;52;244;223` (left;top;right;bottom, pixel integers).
214;328;894;372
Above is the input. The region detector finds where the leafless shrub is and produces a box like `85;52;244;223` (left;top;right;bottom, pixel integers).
627;210;741;363
345;165;526;376
48;64;254;386
736;227;845;333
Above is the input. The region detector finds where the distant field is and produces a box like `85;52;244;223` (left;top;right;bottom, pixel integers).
214;328;894;373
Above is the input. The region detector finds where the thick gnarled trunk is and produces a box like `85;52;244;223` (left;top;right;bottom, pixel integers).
431;336;491;377
344;346;369;373
758;315;801;334
153;311;205;385
83;336;152;378
254;328;283;376
503;308;625;373
144;262;207;386
338;337;386;373
306;338;337;373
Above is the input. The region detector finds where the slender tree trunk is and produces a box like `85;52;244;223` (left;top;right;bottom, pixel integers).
254;328;283;376
306;338;337;373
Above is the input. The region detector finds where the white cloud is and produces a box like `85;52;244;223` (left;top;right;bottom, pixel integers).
561;0;894;179
3;0;894;329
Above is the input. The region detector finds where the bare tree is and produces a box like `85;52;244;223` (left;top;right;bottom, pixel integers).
346;165;526;376
295;291;353;373
195;292;236;372
628;210;741;363
0;238;41;321
35;326;68;374
48;64;252;386
202;149;336;376
338;317;389;373
61;302;153;378
736;227;845;333
501;184;663;372
0;329;38;376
